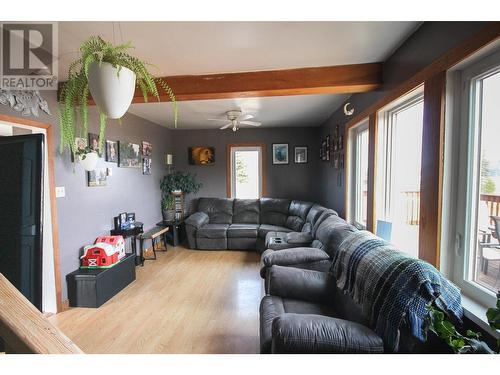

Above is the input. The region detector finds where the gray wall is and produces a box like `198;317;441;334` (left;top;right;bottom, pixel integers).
0;92;174;300
171;127;321;211
318;21;490;218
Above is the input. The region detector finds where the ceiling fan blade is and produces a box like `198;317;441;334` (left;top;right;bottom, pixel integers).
240;120;262;126
220;123;232;130
239;114;254;121
207;118;227;122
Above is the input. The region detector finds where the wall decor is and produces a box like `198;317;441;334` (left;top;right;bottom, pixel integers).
272;143;289;164
71;137;88;162
88;133;102;156
105;140;118;163
338;135;344;151
188;146;215;166
141;141;152;156
321;140;327;161
118;141;141;168
0;90;51;117
142;157;152;175
294;146;308;164
326;144;330;161
87;168;107;187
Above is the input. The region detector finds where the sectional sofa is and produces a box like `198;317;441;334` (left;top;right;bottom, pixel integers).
185;197;454;354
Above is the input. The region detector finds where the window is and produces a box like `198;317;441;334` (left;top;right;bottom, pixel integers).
229;145;263;199
376;88;424;257
451;49;500;304
348;119;369;228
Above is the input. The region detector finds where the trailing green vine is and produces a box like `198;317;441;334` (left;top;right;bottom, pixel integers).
59;36;177;159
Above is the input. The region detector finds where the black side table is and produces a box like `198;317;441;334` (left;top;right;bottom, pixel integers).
156;219;185;247
110;222;144;266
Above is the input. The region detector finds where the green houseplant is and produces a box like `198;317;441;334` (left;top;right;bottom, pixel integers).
423;293;500;354
160;172;202;221
59;36;178;158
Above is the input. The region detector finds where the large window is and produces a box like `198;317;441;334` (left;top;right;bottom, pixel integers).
452;49;500;303
348;119;369;228
376;89;424;257
229;145;263;199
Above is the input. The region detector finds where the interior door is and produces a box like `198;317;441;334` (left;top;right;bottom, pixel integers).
0;134;44;310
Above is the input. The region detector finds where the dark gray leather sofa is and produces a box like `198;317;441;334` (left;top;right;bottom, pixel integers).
185;198;334;252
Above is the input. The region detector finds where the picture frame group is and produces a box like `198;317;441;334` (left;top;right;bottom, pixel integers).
272;144;308;164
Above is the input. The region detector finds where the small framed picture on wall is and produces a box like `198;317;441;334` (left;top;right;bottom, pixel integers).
272;143;289;164
294;146;308;164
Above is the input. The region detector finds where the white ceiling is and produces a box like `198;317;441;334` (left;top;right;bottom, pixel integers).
58;22;420;129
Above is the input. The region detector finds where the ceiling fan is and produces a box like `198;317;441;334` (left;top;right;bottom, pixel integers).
207;110;262;132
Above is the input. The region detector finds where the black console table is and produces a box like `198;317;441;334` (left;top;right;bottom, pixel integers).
110;222;143;265
66;253;136;308
156;219;185;247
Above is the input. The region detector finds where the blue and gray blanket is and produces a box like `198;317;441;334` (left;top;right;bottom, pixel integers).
330;230;463;352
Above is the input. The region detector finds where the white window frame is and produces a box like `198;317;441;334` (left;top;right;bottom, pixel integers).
348;119;369;228
376;88;424;222
448;49;500;308
229;146;263;199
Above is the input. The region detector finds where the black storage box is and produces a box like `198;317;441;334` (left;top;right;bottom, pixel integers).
66;253;136;308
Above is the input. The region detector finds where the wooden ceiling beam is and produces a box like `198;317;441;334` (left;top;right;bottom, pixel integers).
59;63;382;104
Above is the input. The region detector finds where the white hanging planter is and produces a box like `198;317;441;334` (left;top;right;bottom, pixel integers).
78;152;99;171
87;62;137;119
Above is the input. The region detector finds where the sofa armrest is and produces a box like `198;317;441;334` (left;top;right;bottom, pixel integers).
267;265;334;304
184;212;209;249
185;212;209;229
271;313;384;354
260;247;330;278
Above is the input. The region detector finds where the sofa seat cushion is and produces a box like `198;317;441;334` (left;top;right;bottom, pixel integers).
196;224;229;239
258;224;292;238
260;295;338;353
227;223;259;238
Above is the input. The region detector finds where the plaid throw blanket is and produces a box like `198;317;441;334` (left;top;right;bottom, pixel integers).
330;230;463;352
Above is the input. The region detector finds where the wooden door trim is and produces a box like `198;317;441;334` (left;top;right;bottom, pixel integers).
366;114;378;234
226;143;267;198
0;114;62;312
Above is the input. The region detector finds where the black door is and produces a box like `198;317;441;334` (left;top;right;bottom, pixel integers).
0;134;44;311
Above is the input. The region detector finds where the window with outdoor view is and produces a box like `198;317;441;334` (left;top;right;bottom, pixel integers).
376;89;424;258
348;119;369;228
229;146;263;199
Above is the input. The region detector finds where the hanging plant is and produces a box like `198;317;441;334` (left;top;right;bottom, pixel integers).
59;36;178;158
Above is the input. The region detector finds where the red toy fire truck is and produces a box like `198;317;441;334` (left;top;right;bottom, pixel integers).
81;235;126;268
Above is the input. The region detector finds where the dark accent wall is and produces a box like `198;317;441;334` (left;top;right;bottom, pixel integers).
0;93;173;300
171;127;321;211
318;21;490;218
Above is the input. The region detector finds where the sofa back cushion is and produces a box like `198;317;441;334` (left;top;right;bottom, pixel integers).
197;198;233;224
315;215;358;257
285;200;314;231
233;199;260;224
301;204;329;233
259;198;290;226
311;209;338;237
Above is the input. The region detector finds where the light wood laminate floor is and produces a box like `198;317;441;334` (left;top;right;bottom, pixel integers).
49;246;263;354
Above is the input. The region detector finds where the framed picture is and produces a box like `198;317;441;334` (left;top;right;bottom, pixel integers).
126;213;135;227
338;135;344;150
87;168;107;187
326;135;330;151
71;137;87;162
333;154;339;169
142;157;152;175
105;140;118;163
294;146;308;164
88;133;101;156
326;147;330;161
321;140;327;161
118;212;128;229
118;141;141;168
272;143;289;164
141;141;152;156
188;146;215;165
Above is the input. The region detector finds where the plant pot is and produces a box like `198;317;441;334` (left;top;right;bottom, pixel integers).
162;209;176;222
78;152;98;171
87;61;137;119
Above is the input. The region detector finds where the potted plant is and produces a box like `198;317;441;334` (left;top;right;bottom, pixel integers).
160;172;202;218
75;146;98;171
59;36;178;158
161;194;176;222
